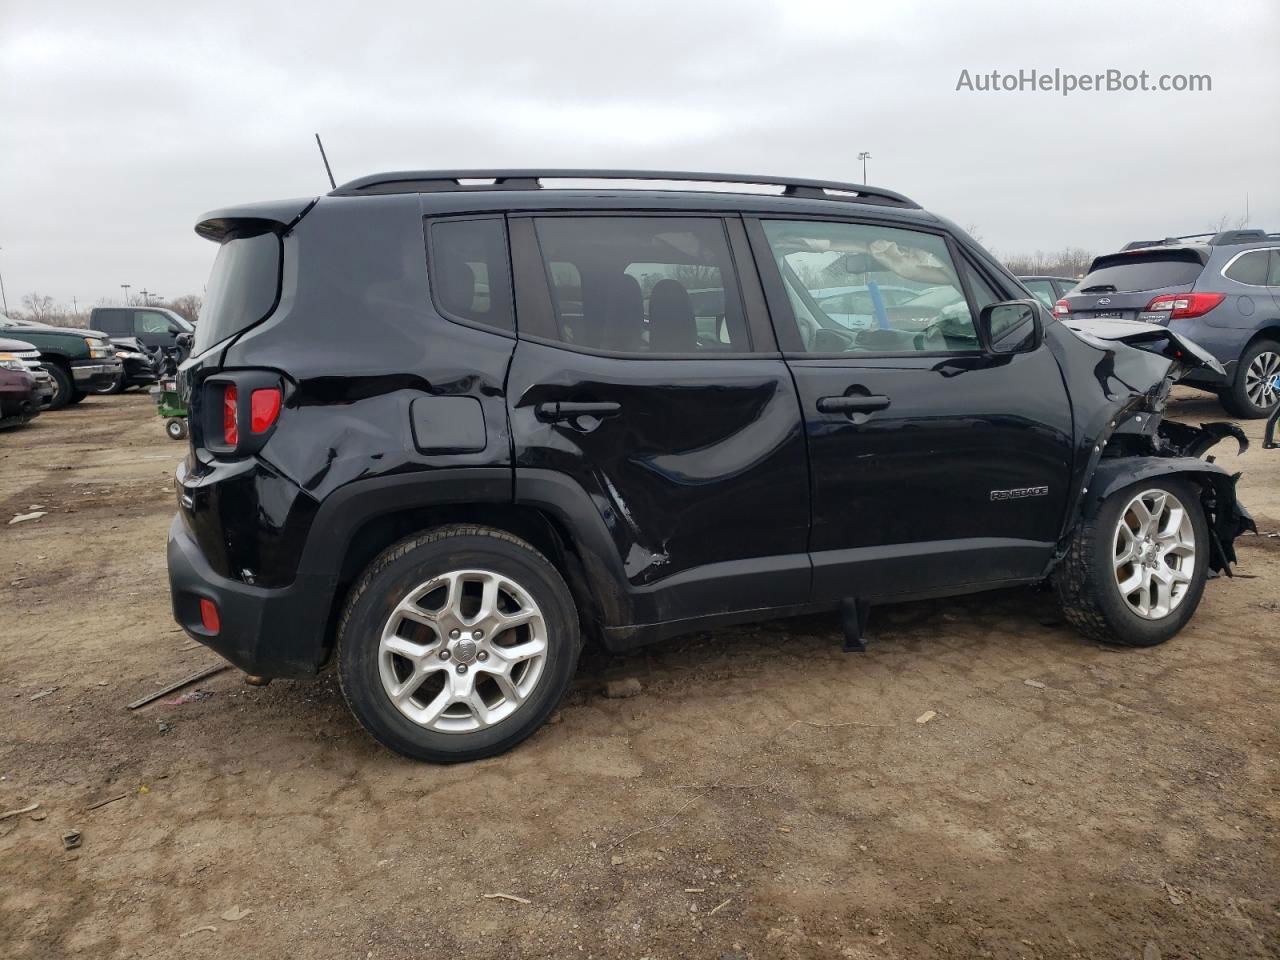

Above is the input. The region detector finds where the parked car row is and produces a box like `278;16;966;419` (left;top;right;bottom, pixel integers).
0;306;195;428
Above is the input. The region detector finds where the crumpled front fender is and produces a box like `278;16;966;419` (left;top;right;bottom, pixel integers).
1082;456;1255;572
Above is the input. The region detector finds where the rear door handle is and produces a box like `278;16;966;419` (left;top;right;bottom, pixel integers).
535;401;622;422
816;394;891;414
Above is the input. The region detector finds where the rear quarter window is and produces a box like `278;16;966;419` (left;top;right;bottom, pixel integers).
427;218;515;333
1223;250;1270;286
195;231;282;353
1078;251;1203;293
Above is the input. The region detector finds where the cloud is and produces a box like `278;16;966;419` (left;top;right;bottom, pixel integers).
0;0;1276;306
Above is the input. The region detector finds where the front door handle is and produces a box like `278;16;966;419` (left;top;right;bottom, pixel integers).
535;400;622;422
816;394;891;414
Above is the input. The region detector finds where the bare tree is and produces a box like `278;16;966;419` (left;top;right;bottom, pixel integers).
1207;211;1250;233
166;294;203;324
21;293;59;323
1003;246;1095;279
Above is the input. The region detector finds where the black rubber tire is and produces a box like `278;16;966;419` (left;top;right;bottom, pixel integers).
165;418;188;440
1217;338;1280;419
102;372;127;395
336;524;580;762
1054;477;1210;647
45;363;74;411
66;389;87;405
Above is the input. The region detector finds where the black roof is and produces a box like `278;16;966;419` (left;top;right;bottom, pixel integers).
328;169;920;209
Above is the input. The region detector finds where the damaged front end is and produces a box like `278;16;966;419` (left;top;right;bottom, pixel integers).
1051;318;1256;573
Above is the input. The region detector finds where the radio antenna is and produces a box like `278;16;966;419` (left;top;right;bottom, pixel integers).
314;133;336;190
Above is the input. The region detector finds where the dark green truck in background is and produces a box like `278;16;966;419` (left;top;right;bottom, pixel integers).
0;315;123;410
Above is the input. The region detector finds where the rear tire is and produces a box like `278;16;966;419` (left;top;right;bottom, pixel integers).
103;372;127;395
66;390;87;405
165;417;188;440
1218;338;1280;419
336;524;580;762
1054;477;1209;647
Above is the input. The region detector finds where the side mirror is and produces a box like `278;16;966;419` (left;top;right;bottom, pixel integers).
978;299;1043;355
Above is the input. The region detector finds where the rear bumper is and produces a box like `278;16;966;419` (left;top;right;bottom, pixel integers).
167;514;334;679
1180;360;1234;389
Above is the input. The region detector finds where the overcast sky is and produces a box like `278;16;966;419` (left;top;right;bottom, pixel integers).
1;0;1277;310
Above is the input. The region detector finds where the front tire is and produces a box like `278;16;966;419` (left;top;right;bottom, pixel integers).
336;525;580;762
45;364;73;410
1054;478;1209;647
1218;338;1280;419
165;417;188;440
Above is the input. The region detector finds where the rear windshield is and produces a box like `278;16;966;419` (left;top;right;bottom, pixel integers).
1077;251;1203;293
195;231;281;353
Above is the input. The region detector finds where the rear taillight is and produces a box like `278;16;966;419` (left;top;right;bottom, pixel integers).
199;598;221;634
222;384;239;445
250;388;281;433
1145;292;1225;319
204;373;284;456
1054;299;1071;316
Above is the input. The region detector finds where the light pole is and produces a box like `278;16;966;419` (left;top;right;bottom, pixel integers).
139;288;151;305
0;245;9;314
858;151;872;184
121;283;131;306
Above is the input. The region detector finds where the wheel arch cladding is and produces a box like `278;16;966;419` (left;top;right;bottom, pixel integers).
1080;456;1255;572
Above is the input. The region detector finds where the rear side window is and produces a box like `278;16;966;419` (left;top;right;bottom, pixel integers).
195;231;282;353
1223;250;1270;286
428;218;514;333
531;217;749;354
1078;251;1203;293
1271;251;1280;286
91;309;128;334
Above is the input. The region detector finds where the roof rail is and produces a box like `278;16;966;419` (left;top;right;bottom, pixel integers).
328;169;920;208
1209;229;1268;245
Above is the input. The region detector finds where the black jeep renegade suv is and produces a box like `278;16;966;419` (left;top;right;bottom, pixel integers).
168;170;1254;762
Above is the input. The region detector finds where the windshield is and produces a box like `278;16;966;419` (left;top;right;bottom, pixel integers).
1078;251;1203;293
195;231;282;353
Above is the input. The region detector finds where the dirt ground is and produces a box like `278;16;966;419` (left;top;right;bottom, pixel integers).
0;388;1276;960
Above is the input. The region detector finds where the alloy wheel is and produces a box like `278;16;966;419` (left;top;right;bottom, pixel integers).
377;569;548;733
1244;350;1280;409
1112;488;1196;620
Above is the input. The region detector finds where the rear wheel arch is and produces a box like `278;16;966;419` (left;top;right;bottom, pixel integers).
317;499;608;665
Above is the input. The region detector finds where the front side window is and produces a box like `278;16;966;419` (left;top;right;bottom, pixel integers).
135;310;173;334
1022;279;1057;307
428;218;515;333
760;219;981;354
532;217;749;353
1223;250;1270;286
